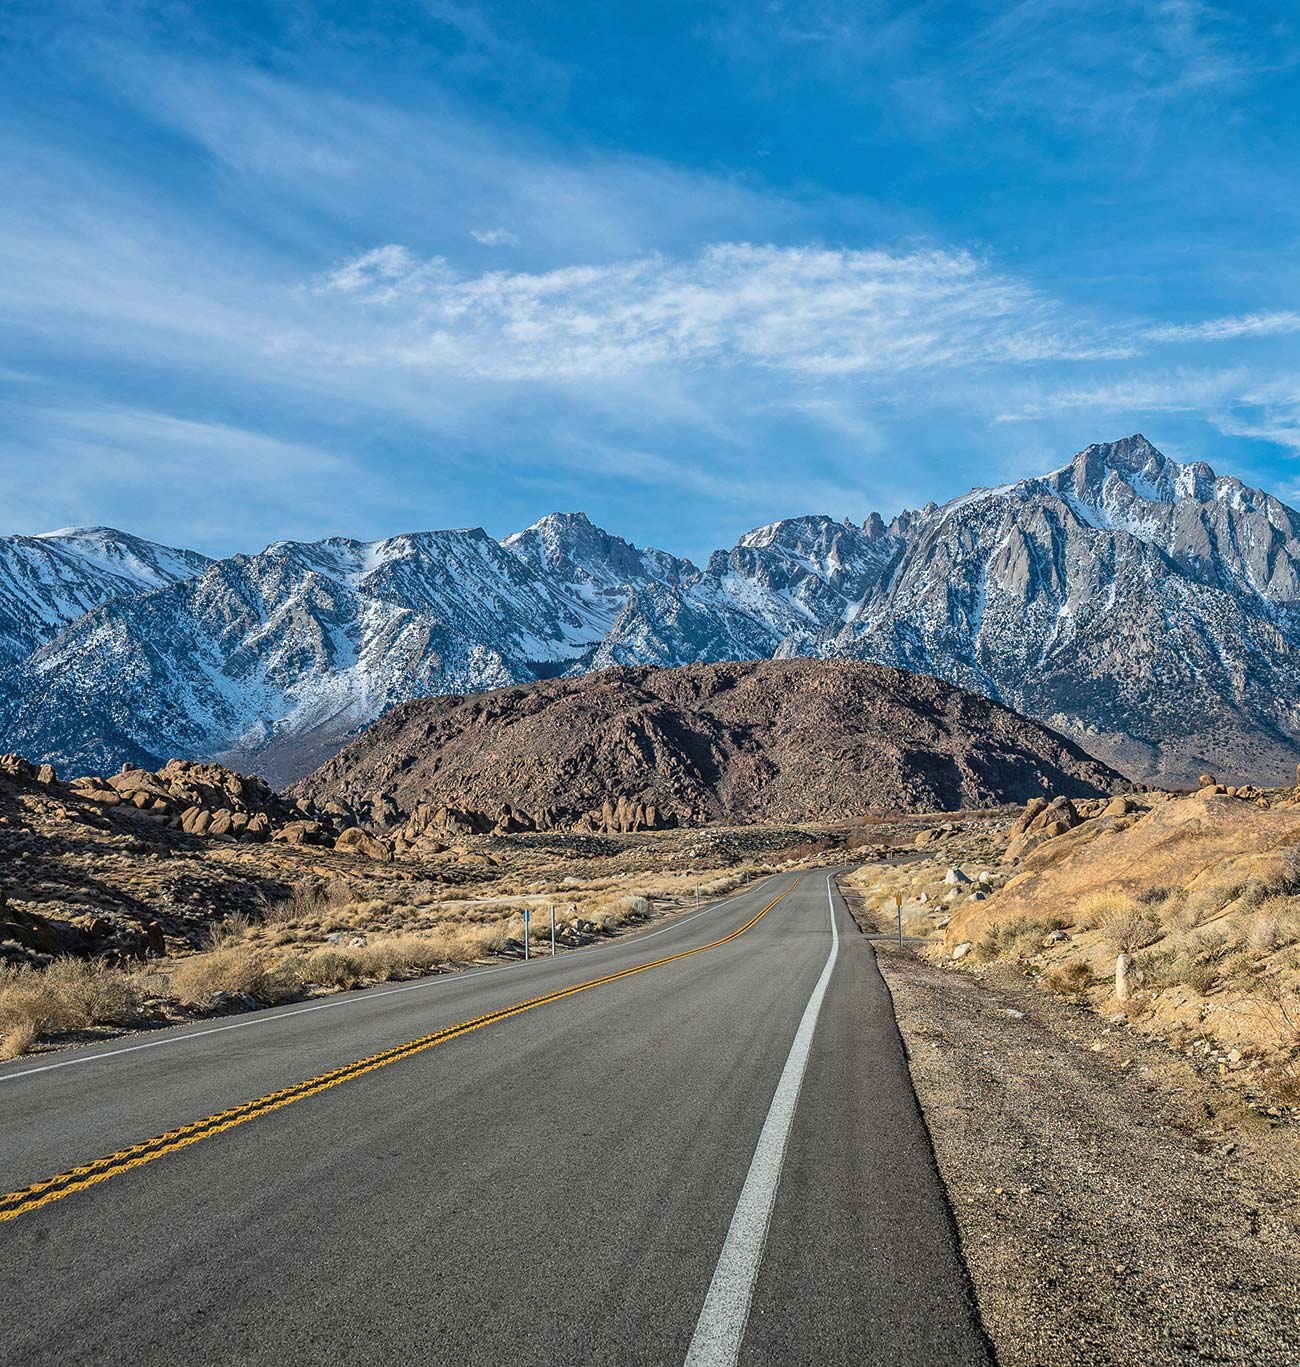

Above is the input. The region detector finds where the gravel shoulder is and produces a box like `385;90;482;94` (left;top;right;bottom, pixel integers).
871;940;1300;1366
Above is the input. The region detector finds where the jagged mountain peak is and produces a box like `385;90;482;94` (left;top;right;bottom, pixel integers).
503;510;695;592
1048;434;1219;508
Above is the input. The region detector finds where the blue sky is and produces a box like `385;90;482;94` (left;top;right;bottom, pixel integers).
1;1;1298;563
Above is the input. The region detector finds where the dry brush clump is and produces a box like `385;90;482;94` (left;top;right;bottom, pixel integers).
168;946;302;1007
0;1018;37;1060
1042;960;1092;995
974;915;1065;963
0;958;144;1041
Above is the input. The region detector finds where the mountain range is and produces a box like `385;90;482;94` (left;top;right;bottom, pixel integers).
3;434;1299;787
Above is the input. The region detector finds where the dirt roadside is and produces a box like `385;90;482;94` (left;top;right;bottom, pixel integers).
871;940;1300;1366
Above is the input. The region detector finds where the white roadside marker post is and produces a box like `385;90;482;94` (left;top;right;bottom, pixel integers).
523;907;530;961
895;891;904;947
550;904;556;957
695;886;701;910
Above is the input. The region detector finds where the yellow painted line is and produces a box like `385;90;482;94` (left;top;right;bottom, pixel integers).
0;876;802;1224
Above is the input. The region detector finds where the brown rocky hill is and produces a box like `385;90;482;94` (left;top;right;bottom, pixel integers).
294;660;1127;842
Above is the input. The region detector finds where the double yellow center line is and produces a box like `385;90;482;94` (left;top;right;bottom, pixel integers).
0;876;799;1224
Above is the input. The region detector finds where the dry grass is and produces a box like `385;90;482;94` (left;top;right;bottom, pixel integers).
169;947;301;1006
0;1019;36;1060
0;958;143;1036
1042;961;1092;995
205;912;256;948
301;948;363;989
0;845;782;1049
974;915;1064;963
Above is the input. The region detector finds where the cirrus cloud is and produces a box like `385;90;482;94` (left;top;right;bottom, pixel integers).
316;240;1130;381
1146;310;1300;344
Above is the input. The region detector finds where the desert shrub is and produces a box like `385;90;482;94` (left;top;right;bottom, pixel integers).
1241;895;1300;955
206;913;256;949
1194;928;1233;962
1137;929;1231;995
1092;896;1163;953
1074;890;1127;930
170;947;301;1006
975;915;1064;962
357;935;447;980
301;949;363;989
1265;849;1300;896
441;923;508;960
1135;945;1180;987
1259;1063;1300;1107
1236;882;1271;913
1182;962;1220;995
590;894;651;926
0;1019;36;1060
1042;961;1092;995
0;959;143;1037
1135;885;1175;906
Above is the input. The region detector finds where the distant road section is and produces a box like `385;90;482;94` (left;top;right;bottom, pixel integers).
0;871;991;1366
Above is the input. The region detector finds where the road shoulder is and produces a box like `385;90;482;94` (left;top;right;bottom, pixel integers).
874;943;1300;1367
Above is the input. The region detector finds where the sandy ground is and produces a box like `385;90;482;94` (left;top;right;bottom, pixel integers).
871;940;1300;1366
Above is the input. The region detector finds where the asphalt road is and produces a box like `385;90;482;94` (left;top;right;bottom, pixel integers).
0;870;993;1366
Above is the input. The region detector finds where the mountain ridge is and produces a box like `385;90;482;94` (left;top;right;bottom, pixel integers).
4;434;1299;786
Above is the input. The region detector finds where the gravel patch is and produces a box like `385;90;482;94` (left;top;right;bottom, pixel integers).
874;942;1300;1366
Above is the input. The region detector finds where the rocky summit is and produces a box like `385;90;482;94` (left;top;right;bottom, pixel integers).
3;435;1300;785
291;658;1125;839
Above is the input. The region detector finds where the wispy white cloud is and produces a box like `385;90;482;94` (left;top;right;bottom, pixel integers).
1146;310;1300;343
952;0;1263;133
470;227;519;246
316;240;1127;380
995;369;1248;421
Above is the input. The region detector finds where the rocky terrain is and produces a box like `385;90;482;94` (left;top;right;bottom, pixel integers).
837;784;1300;1362
292;658;1124;840
847;775;1300;1109
4;435;1300;785
0;743;874;1057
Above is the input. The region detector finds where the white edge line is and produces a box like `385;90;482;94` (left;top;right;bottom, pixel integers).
0;874;784;1086
683;872;841;1367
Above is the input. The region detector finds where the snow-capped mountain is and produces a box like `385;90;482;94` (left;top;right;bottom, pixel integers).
0;527;211;667
4;436;1300;786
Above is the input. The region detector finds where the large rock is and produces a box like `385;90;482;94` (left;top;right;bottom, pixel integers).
334;827;392;862
273;819;328;847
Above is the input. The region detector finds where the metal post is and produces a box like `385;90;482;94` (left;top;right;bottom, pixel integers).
523;907;530;960
550;904;556;957
695;886;700;910
895;891;904;947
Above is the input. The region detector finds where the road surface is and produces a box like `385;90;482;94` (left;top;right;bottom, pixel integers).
0;870;992;1366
